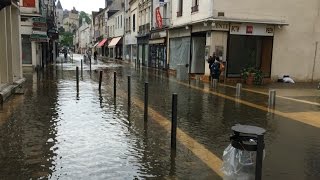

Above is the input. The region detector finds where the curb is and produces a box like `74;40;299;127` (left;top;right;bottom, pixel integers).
0;78;26;105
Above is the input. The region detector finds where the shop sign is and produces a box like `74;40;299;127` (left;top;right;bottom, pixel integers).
230;23;274;36
23;0;36;8
32;31;47;35
30;34;48;42
212;22;229;31
32;17;46;23
33;22;47;28
150;30;166;39
155;7;163;29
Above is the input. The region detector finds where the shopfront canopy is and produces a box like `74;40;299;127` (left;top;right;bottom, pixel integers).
93;42;99;48
97;39;107;48
108;37;122;48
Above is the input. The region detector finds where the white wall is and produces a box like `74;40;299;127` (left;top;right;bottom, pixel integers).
113;11;125;37
171;0;213;27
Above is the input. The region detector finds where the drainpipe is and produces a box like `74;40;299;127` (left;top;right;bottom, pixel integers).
189;26;192;74
312;41;318;82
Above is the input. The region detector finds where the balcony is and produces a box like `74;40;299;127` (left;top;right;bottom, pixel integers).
191;5;199;13
138;23;150;36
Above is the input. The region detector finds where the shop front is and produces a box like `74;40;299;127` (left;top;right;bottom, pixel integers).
227;23;274;78
149;30;167;70
137;36;149;66
108;37;123;59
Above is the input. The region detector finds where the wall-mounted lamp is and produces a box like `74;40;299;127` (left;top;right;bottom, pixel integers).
211;22;216;27
185;26;189;30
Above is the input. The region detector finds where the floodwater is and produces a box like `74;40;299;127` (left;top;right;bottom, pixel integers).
0;54;319;179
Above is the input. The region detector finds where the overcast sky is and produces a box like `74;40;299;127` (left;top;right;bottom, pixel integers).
59;0;105;14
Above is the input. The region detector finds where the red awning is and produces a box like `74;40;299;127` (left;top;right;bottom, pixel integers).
97;39;107;48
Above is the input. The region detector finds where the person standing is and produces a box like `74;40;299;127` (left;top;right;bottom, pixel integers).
94;50;98;61
210;55;221;81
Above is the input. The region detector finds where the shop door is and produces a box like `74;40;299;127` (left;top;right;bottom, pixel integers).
22;35;32;64
191;36;206;73
261;37;273;77
169;37;190;70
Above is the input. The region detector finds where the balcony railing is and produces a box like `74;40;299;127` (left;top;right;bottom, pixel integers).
138;23;150;36
191;5;199;13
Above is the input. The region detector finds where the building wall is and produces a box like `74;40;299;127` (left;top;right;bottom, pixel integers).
56;8;63;28
214;0;320;81
171;0;213;27
113;11;125;37
0;4;22;85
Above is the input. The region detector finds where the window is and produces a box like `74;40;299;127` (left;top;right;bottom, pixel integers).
118;16;120;29
129;17;131;31
121;15;122;28
192;0;199;12
177;0;183;17
133;14;136;32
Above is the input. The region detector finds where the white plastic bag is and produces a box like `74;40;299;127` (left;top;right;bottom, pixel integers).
221;144;257;180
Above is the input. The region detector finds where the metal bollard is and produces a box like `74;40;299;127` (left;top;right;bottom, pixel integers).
114;72;117;101
171;93;178;149
268;90;276;107
212;79;218;88
236;83;242;97
128;76;131;108
90;59;92;73
99;71;103;93
144;82;149;122
255;134;264;180
81;60;83;78
76;66;79;92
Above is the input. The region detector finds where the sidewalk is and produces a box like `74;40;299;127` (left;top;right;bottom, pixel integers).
0;78;26;105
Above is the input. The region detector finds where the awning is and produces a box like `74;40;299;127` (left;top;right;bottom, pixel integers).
149;38;165;45
93;42;99;47
97;38;107;48
108;37;122;48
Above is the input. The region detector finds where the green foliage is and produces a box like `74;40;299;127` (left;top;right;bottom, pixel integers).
59;32;73;47
79;11;91;26
241;67;264;85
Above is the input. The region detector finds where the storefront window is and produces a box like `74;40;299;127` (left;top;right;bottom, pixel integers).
227;35;273;77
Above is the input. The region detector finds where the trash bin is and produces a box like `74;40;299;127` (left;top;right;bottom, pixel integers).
222;124;266;180
176;64;189;81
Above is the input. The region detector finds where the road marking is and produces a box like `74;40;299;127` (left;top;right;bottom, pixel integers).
221;84;320;106
131;96;224;177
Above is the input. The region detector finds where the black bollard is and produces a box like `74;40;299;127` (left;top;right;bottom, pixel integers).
255;134;264;180
128;76;131;108
144;82;148;122
171;93;178;149
99;71;103;93
90;59;92;73
114;72;117;101
81;60;83;78
76;66;79;92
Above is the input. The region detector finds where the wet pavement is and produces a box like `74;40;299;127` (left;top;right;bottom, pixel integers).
0;54;319;179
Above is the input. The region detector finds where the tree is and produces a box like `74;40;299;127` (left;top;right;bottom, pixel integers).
60;32;73;47
79;11;91;26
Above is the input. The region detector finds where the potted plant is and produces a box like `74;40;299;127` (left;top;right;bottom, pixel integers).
241;67;256;85
253;69;263;85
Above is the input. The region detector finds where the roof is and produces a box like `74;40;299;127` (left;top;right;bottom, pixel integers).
56;0;62;9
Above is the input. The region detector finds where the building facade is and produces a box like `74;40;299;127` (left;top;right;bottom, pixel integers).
149;0;171;70
107;1;125;59
56;0;63;28
0;0;23;95
79;18;91;54
168;0;320;82
20;0;58;68
62;7;79;33
124;0;138;63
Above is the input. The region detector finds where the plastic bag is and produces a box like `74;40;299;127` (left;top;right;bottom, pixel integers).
221;144;257;180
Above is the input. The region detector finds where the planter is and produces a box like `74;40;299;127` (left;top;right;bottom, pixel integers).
246;74;254;85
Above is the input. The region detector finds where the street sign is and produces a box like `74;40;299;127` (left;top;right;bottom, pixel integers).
155;7;162;29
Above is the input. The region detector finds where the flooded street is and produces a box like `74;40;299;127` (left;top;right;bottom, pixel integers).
0;54;319;179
